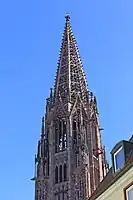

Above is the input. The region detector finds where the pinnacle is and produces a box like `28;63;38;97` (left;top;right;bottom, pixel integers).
41;117;44;138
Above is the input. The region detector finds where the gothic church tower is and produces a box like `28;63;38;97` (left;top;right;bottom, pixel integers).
32;15;109;200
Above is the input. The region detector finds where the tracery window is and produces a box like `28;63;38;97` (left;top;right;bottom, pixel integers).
55;120;67;153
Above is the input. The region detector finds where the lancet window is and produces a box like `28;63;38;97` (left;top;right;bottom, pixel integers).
55;192;68;200
55;122;58;153
59;165;62;182
55;166;58;183
55;193;60;200
55;163;67;185
79;180;82;197
59;121;62;151
64;163;67;181
73;119;77;146
55;119;67;153
62;120;67;149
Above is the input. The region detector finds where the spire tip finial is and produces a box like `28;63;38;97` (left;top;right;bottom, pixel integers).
65;13;70;22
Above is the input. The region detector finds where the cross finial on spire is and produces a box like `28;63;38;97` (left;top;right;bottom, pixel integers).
65;13;70;22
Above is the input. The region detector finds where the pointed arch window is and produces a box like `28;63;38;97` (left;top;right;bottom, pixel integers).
64;163;67;181
59;165;62;182
73;119;77;145
55;119;67;153
59;121;62;151
79;180;82;197
55;166;58;183
55;122;58;153
63;120;67;149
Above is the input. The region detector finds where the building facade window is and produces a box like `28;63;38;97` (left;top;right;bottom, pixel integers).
55;166;58;183
59;121;62;151
59;165;62;182
114;146;125;171
63;120;67;149
124;182;133;200
73;119;77;146
55;192;68;200
55;193;60;200
64;163;67;181
55;122;58;153
55;120;67;153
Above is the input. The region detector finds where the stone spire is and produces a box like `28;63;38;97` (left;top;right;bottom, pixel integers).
33;15;108;200
54;14;88;104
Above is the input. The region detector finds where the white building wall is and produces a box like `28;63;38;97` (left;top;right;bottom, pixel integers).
95;167;133;200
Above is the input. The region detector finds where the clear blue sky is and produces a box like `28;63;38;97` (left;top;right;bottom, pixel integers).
0;0;133;199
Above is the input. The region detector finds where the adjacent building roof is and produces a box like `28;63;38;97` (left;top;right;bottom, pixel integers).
89;136;133;200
